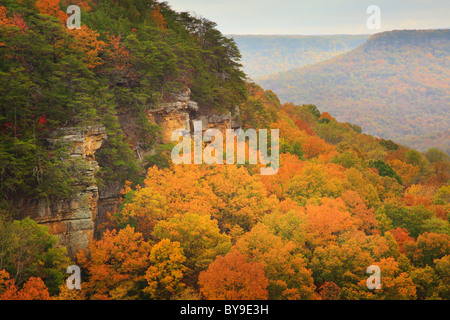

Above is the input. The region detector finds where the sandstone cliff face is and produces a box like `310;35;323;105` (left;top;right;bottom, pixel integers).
147;87;240;143
16;126;107;256
96;180;122;238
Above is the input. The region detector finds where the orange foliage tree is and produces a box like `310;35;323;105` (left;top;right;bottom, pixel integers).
0;6;27;33
304;198;354;247
318;282;341;300
61;0;92;11
294;119;315;136
69;26;105;69
388;159;419;185
261;152;304;200
358;258;417;300
104;34;134;78
150;4;167;29
35;0;67;23
391;227;415;254
0;270;50;300
77;226;152;300
341;190;378;234
301;135;335;159
198;251;269;300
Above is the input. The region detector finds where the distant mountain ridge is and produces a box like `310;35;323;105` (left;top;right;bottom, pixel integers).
258;29;450;154
229;34;370;79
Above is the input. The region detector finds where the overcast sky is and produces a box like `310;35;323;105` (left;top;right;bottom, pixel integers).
166;0;450;35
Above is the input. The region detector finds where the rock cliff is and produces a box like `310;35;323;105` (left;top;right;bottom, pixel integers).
15;126;107;256
147;87;240;143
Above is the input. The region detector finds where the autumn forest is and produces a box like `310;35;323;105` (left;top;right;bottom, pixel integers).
0;0;449;302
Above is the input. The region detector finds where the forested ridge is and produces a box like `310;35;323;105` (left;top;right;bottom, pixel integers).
0;0;247;200
0;1;449;300
259;29;450;154
231;34;369;79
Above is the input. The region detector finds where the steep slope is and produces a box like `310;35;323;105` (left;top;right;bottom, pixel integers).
258;30;450;154
0;0;246;252
231;34;369;79
1;0;449;299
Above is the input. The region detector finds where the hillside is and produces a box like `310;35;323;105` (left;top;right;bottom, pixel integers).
258;30;450;154
230;34;370;79
0;1;449;302
0;0;247;200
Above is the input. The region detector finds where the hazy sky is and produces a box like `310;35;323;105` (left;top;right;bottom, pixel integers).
166;0;450;35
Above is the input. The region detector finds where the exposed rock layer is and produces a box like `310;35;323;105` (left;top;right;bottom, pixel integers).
16;126;107;256
147;87;240;143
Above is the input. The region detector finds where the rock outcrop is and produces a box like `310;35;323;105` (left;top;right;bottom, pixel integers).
146;87;198;143
96;180;123;237
193;106;241;134
147;87;240;143
16;126;107;256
